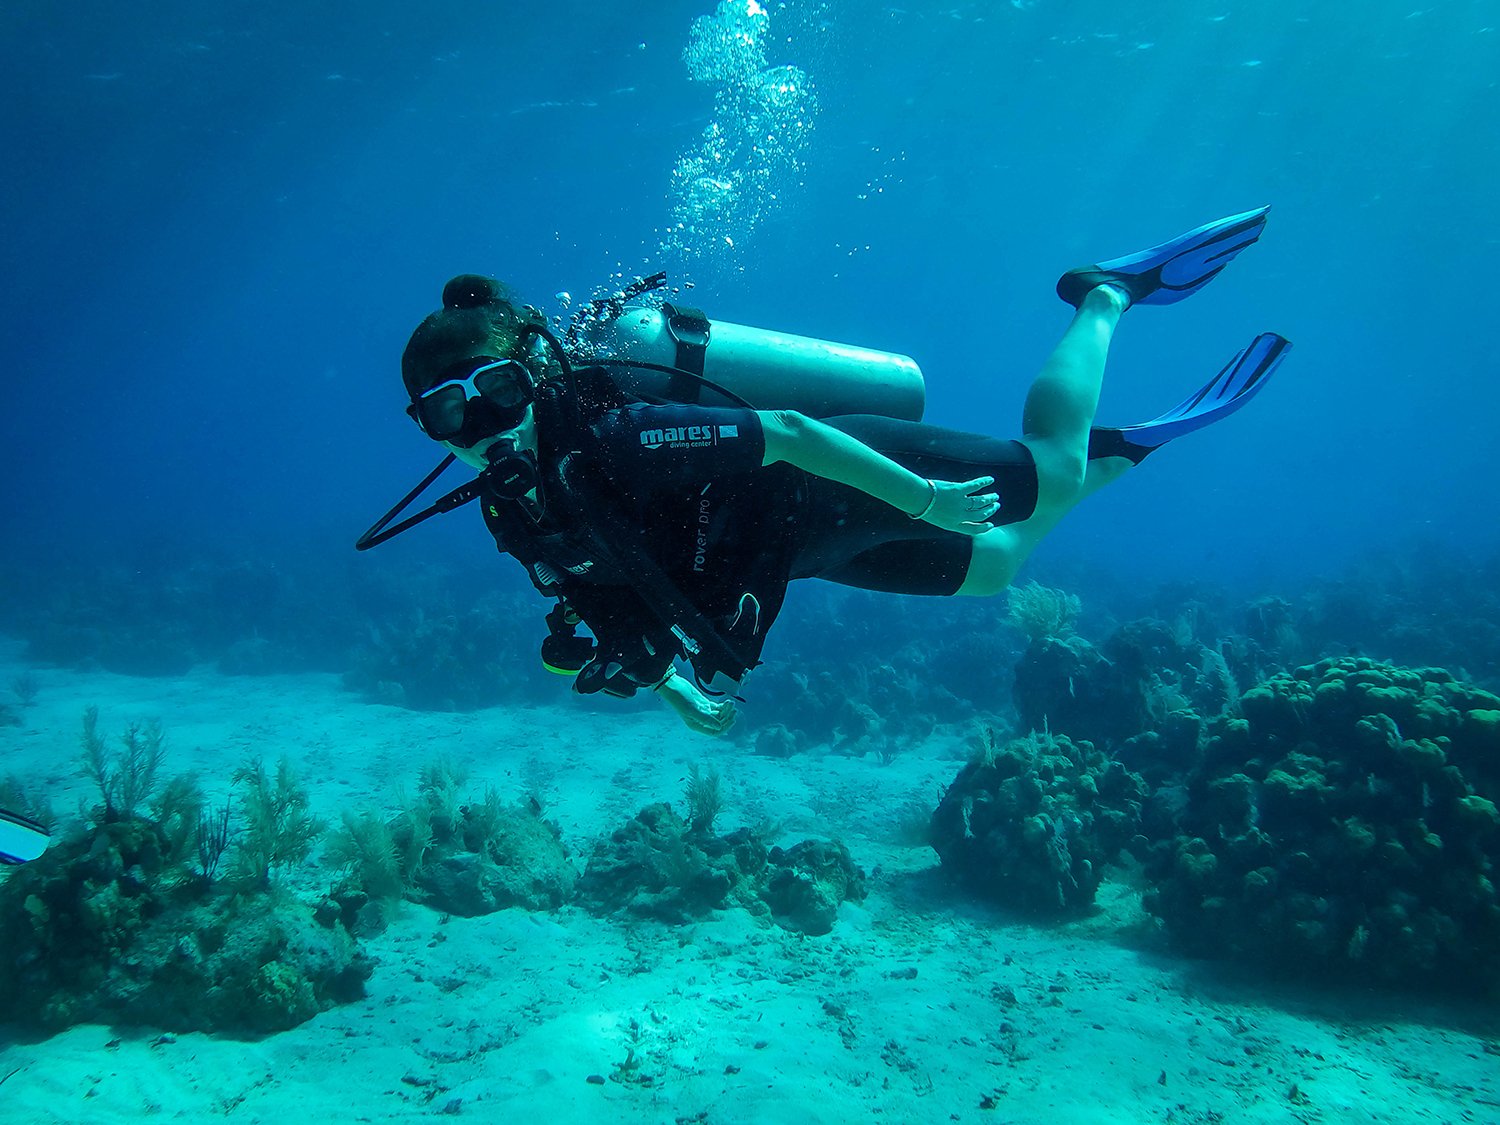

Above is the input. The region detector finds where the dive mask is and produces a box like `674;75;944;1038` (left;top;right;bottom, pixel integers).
407;356;533;446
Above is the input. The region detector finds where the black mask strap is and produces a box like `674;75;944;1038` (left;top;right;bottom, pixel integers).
355;454;483;551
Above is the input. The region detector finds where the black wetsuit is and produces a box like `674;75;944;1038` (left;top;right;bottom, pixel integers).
482;392;1038;693
791;413;1037;595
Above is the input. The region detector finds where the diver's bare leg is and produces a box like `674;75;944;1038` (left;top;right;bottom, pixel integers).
956;285;1130;596
1019;284;1127;505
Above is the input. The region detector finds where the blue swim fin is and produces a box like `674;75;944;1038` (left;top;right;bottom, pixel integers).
1058;206;1271;308
1;806;50;864
1088;332;1291;464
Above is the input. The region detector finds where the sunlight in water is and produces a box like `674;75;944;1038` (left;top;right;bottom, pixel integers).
660;0;820;281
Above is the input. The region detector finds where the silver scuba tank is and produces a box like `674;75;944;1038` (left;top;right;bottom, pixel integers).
591;303;926;422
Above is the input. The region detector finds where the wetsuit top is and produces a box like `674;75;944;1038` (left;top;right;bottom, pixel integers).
480;370;1040;695
481;395;804;694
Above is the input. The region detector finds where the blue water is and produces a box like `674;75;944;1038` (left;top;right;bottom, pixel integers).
5;6;1500;1119
4;0;1496;589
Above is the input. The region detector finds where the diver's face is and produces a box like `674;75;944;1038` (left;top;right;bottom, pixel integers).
443;405;537;470
408;357;534;450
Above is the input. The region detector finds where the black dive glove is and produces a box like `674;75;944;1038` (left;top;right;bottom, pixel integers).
573;642;673;699
540;604;595;674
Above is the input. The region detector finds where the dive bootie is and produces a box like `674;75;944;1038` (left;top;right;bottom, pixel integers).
1058;206;1271;308
1088;332;1291;464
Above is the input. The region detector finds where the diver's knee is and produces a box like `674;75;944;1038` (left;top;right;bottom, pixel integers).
957;530;1026;597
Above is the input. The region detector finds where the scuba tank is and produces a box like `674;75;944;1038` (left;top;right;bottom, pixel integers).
583;302;926;422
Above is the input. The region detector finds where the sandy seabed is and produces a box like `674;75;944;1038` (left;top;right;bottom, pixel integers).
1;641;1496;1125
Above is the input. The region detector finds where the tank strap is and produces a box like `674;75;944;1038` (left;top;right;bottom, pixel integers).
661;303;711;402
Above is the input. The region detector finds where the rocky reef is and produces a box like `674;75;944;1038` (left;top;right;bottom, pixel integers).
327;759;576;925
1144;658;1500;993
577;803;866;935
0;822;369;1033
0;713;370;1033
930;730;1148;915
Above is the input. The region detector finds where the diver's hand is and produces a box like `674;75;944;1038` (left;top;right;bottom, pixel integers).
914;476;1001;535
656;671;737;736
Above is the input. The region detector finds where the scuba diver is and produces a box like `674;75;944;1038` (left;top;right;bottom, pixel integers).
359;207;1291;736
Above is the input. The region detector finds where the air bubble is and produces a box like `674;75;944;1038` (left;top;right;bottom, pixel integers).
658;0;819;281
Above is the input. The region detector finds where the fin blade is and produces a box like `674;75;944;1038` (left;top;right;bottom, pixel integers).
1068;205;1272;307
1117;333;1291;445
0;807;51;864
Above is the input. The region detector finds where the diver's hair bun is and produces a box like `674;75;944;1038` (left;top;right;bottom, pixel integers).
442;274;504;309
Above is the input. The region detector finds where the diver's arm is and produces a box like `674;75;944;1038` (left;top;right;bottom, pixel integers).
758;410;999;534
